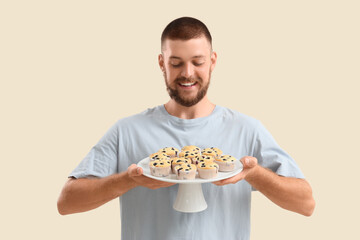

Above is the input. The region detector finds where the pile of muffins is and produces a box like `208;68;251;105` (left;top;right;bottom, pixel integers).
148;146;237;180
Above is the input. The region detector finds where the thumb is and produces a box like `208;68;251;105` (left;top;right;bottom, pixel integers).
240;156;258;169
128;164;143;177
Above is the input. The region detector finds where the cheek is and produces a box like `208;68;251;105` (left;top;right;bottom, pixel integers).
164;71;177;84
197;68;210;79
166;69;180;80
198;64;211;74
166;71;175;80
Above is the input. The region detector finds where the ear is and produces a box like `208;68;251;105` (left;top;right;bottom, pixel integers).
210;51;217;72
158;54;165;72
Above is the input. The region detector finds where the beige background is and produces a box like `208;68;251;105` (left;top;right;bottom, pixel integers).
1;0;359;239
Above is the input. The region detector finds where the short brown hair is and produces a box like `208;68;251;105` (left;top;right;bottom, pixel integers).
161;17;212;50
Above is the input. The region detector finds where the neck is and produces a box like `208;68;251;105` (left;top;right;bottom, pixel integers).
164;96;215;119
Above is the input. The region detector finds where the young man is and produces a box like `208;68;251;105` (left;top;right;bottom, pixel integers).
58;17;315;240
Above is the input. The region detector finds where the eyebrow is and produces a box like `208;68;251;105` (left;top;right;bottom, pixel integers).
169;55;206;60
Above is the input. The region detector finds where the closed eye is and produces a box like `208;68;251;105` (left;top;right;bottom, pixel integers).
171;63;182;68
170;62;204;68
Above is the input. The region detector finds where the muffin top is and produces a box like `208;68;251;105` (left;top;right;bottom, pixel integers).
210;147;223;157
159;147;179;157
179;150;200;159
201;148;218;158
149;152;170;161
149;159;171;168
196;155;215;163
181;145;201;153
215;155;237;162
171;157;190;166
174;163;197;172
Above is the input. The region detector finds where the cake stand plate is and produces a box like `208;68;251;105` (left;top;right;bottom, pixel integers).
137;157;243;213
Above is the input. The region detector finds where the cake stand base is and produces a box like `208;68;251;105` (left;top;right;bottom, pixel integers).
173;183;207;213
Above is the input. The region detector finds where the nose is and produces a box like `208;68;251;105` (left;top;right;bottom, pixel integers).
180;63;194;78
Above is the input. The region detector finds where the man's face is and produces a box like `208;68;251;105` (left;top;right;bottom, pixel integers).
159;36;217;107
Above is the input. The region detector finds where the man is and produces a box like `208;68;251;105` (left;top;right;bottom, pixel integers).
57;17;315;240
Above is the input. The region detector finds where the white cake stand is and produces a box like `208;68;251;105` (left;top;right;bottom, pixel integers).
173;182;207;212
137;158;243;213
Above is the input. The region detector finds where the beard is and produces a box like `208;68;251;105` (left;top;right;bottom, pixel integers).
164;70;211;107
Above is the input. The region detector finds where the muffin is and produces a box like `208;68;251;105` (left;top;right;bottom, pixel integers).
197;162;219;179
215;155;237;172
210;147;223;158
181;145;201;154
149;159;171;177
195;155;215;165
174;163;197;180
201;148;218;159
159;147;179;158
149;152;170;162
179;150;200;164
171;157;191;173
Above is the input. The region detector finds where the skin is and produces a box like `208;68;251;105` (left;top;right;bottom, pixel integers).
57;166;174;215
159;37;217;119
213;156;315;216
57;36;315;216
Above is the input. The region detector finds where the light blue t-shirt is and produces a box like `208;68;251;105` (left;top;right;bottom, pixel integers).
70;105;304;240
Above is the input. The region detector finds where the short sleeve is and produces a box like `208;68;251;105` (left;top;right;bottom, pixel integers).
253;121;305;180
69;121;119;179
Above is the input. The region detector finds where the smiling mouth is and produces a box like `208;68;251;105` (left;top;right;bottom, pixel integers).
179;82;197;87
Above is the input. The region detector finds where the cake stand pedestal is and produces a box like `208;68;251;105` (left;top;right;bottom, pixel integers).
173;183;207;213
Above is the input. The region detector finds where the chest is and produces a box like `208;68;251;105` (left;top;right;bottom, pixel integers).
117;119;255;171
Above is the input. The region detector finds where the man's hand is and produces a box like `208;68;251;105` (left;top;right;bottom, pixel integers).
213;156;315;216
127;164;176;189
213;156;258;186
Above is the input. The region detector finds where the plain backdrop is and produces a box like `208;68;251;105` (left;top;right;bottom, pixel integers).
1;0;359;239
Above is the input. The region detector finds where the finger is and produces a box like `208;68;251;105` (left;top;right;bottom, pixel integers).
162;182;177;187
128;164;142;177
214;178;234;186
240;156;250;168
213;176;237;186
224;174;242;184
240;156;257;169
212;180;223;185
213;171;247;186
137;167;143;175
247;157;257;168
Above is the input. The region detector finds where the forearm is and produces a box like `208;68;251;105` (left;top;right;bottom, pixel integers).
57;171;136;215
245;165;315;216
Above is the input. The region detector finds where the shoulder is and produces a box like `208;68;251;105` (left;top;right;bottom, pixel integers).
216;105;260;129
114;106;162;127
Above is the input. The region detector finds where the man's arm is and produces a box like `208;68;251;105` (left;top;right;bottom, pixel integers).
57;164;175;215
213;156;315;216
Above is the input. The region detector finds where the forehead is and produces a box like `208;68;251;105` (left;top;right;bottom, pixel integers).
162;37;212;60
